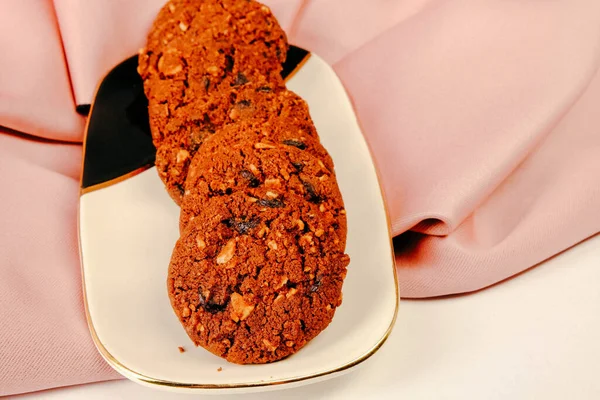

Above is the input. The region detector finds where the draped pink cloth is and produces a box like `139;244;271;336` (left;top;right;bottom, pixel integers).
1;0;599;395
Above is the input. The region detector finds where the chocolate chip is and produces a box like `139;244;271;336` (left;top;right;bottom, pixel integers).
233;72;248;86
240;169;260;187
302;181;322;204
222;217;260;235
202;76;210;91
302;222;310;234
198;290;228;314
237;218;260;234
292;162;303;172
201;113;215;133
310;277;322;292
256;86;272;92
282;139;306;150
258;198;285;208
175;183;185;196
224;55;234;73
222;218;235;229
236;99;251;109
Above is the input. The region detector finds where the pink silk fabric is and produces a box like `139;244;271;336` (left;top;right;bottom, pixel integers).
1;0;599;395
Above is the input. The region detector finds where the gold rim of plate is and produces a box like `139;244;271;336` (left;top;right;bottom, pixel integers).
77;49;399;391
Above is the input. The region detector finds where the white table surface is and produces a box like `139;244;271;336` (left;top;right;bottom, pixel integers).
12;234;600;400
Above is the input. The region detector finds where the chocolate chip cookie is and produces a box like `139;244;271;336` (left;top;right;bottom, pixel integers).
168;191;349;363
138;0;288;146
179;121;346;246
156;83;328;205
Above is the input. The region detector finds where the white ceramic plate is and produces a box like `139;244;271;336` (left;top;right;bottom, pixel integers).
78;47;398;394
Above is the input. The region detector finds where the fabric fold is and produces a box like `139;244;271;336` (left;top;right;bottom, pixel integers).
333;0;600;238
53;0;166;107
0;132;122;396
395;64;600;296
0;0;84;142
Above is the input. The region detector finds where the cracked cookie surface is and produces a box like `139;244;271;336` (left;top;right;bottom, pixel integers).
168;192;349;363
138;0;287;147
179;120;346;248
155;83;327;204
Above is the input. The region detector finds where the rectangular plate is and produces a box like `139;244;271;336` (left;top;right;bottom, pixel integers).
78;47;398;394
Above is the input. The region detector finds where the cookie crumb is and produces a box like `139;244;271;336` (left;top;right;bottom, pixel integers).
217;367;223;372
178;346;185;353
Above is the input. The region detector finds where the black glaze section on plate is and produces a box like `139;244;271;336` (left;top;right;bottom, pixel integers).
76;104;91;116
81;56;155;190
81;46;310;190
280;45;309;81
